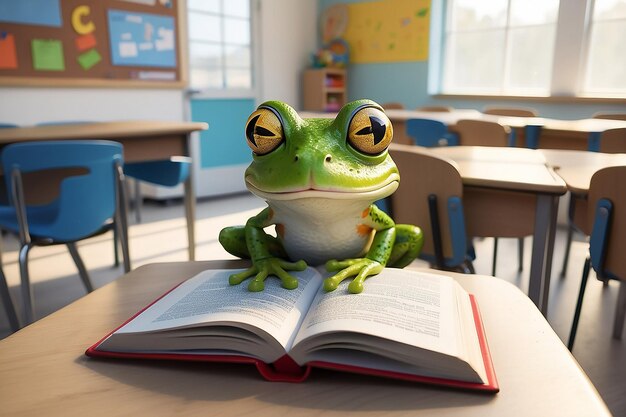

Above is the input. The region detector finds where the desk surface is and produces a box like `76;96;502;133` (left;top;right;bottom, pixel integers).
541;149;626;194
429;146;567;194
0;120;208;144
0;261;609;417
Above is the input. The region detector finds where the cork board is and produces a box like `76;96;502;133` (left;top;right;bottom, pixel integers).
0;0;187;88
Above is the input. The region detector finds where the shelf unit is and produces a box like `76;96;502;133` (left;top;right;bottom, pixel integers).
302;68;347;112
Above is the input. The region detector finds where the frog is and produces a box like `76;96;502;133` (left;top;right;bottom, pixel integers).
219;99;423;294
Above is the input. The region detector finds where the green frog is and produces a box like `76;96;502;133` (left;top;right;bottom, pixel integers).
219;99;423;293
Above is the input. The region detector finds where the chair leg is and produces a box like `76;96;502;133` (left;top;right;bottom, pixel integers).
66;242;94;293
134;179;142;224
517;238;524;272
18;243;35;324
0;267;20;332
568;257;592;351
492;238;498;276
560;225;574;277
613;282;626;340
112;225;120;267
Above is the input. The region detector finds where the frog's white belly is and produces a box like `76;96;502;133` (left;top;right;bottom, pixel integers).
268;197;374;266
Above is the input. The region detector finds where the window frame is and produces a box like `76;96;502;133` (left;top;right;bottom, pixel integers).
185;0;259;99
431;0;626;101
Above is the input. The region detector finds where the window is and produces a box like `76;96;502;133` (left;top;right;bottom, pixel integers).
442;0;560;96
187;0;253;90
582;0;626;96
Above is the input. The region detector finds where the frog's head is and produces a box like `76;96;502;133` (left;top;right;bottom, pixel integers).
243;99;399;201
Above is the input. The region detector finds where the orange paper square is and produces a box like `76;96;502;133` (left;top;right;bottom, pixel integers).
0;33;18;69
75;33;97;52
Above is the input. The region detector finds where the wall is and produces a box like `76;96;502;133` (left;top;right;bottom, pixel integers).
318;0;625;119
0;88;185;125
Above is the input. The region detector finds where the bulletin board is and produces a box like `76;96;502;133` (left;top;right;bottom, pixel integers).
341;0;431;63
0;0;186;88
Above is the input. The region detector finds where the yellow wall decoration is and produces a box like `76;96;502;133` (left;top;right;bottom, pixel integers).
342;0;430;63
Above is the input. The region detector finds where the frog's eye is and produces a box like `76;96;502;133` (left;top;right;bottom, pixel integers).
347;107;393;155
245;108;284;155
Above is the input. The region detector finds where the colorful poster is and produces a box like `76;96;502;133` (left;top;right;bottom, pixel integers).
342;0;430;63
0;32;18;69
31;39;65;71
107;9;176;68
0;0;62;27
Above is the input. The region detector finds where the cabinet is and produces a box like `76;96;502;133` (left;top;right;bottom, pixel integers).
302;68;347;112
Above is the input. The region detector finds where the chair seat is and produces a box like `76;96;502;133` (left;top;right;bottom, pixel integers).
0;202;114;242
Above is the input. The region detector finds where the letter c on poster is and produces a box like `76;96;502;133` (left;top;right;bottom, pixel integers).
72;5;96;35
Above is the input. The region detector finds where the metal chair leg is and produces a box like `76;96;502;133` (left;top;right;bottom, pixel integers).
560;225;574;277
0;267;20;331
568;257;592;351
517;238;524;272
134;179;142;224
492;238;498;276
67;242;94;293
613;282;626;340
18;243;35;324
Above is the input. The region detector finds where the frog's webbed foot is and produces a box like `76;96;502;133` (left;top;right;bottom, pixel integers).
323;258;384;294
229;258;307;292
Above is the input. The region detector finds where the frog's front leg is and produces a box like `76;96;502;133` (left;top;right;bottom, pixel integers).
324;205;423;294
219;207;306;291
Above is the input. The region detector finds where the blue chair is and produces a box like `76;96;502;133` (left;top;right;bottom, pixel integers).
568;165;626;350
406;119;459;147
0;140;130;324
390;145;472;272
123;157;192;224
0;123;20;331
560;128;626;277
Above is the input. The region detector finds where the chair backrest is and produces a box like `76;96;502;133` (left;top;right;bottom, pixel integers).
381;102;405;110
483;107;538;117
416;106;454;112
2;140;123;241
587;165;626;280
406;119;457;147
599;128;626;153
593;113;626;121
389;144;467;267
455;119;511;147
124;156;191;186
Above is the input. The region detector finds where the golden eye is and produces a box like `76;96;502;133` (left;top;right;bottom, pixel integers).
347;107;393;155
245;108;284;155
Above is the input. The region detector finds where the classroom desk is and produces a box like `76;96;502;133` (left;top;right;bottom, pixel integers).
0;120;208;260
298;110;626;150
0;260;610;417
541;149;626;193
427;146;567;315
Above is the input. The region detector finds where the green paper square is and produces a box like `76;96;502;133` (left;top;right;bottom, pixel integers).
32;39;65;71
77;49;102;70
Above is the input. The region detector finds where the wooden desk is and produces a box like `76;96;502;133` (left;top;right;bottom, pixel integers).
0;120;208;260
0;261;609;417
541;149;626;194
428;146;567;315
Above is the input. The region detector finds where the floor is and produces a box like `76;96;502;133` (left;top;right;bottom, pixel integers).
1;192;625;415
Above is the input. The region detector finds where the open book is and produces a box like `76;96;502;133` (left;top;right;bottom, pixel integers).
86;267;498;393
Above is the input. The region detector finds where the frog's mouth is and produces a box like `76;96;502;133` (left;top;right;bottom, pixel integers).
245;174;399;201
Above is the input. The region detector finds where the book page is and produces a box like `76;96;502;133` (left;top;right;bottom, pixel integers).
113;268;323;349
291;269;464;359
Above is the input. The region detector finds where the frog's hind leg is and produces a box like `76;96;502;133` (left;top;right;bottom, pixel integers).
386;224;424;268
218;226;286;259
